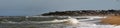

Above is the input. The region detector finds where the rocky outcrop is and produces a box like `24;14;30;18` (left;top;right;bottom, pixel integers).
41;9;120;16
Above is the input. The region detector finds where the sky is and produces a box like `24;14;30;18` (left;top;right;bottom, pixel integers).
0;0;120;16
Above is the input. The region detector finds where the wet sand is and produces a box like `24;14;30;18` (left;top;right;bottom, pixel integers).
101;16;120;25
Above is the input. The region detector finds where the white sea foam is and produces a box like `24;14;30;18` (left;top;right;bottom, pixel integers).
49;16;120;28
36;16;120;28
1;16;120;28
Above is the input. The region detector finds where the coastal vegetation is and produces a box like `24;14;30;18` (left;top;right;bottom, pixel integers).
42;9;120;16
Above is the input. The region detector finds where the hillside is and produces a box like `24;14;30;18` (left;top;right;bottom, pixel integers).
41;9;120;16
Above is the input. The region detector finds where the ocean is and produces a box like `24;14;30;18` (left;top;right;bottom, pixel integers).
0;16;120;28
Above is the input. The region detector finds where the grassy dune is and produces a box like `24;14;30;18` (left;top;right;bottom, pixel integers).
101;16;120;25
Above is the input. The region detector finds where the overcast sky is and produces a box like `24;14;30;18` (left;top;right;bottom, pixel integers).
0;0;120;16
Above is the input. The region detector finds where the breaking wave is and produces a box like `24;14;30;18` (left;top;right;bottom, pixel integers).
1;16;120;28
